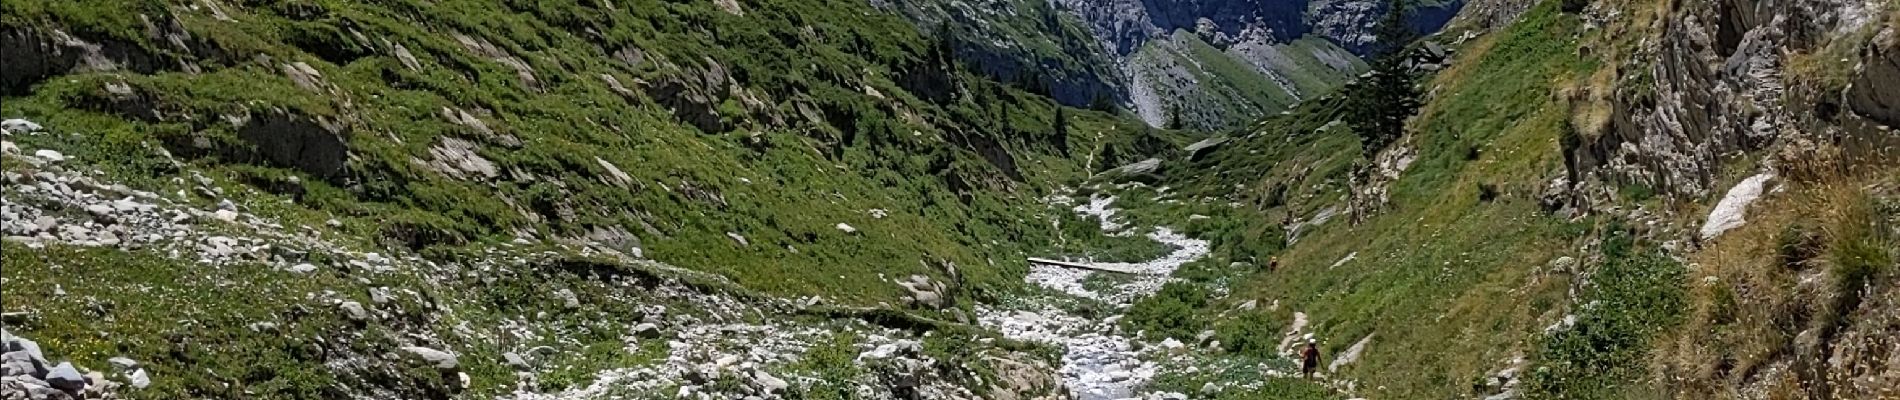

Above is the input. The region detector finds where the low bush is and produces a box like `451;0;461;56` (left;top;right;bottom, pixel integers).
1125;281;1212;341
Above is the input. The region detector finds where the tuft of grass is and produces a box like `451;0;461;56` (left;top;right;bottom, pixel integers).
785;331;864;400
1124;281;1211;341
1524;228;1687;399
1214;308;1288;357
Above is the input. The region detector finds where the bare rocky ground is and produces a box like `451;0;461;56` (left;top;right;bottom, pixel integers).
979;193;1209;400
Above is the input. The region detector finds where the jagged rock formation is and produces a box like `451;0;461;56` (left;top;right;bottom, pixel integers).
1054;0;1464;129
1562;0;1898;203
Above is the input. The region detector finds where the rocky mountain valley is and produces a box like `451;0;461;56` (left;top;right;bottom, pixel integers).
1;0;1896;399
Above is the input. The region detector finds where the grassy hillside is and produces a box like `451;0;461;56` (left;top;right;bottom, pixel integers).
0;0;1187;398
0;0;1180;304
1099;0;1899;398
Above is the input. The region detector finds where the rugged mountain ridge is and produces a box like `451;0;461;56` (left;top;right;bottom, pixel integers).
1054;0;1464;129
1;0;1894;399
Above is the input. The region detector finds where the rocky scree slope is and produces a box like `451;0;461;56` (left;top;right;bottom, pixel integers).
0;121;1071;399
0;0;1195;398
0;0;1189;304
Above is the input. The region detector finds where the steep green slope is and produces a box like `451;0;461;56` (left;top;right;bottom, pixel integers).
0;0;1176;304
0;0;1188;398
1099;0;1899;397
879;0;1125;108
1118;4;1628;397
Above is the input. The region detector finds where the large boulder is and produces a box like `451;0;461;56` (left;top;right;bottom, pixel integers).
1847;36;1900;128
43;362;84;391
1097;158;1164;184
642;58;732;133
230;108;350;180
1;28;160;95
896;275;948;310
1183;137;1228;162
397;346;459;370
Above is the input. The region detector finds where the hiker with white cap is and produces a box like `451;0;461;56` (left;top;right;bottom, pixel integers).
1300;338;1322;379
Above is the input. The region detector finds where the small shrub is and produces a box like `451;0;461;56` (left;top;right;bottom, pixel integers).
1216;309;1284;357
1619;183;1656;203
1125;282;1211;341
1526;230;1687;398
1776;221;1825;270
1477;182;1501;203
789;332;863;400
1828;234;1891;320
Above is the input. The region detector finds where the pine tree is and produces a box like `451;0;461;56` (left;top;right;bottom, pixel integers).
1053;107;1072;156
1054;107;1070;137
1344;0;1422;157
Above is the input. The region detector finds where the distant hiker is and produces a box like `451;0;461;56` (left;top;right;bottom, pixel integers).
1268;256;1280;272
1301;339;1322;379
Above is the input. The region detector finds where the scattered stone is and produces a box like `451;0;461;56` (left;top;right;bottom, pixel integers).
552;289;580;309
503;352;531;371
1700;173;1774;240
398;346;459;370
896;275;946;310
125;368;150;389
288;263;318;274
7;335;47;366
595;157;633;187
2;119;43;134
32;150;65;163
1161;338;1186;355
44;362;84;391
1;351;40;377
338;301;369;321
1329;334;1374;373
1184;136;1229;161
835;223;857;234
213;209;239;222
753;370;787;394
633;323;664;339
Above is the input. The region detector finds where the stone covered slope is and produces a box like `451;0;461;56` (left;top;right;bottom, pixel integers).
0;0;1176;306
0;129;1069;399
0;0;1182;398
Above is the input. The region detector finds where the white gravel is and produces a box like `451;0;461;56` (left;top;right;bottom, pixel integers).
983;194;1212;400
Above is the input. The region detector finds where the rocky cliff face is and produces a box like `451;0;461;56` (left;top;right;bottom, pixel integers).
1051;0;1463;129
1537;0;1899;394
1560;0;1897;205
